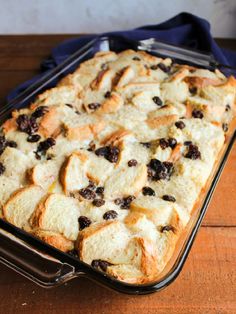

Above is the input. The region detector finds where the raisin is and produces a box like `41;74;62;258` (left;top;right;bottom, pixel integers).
161;225;176;233
0;162;5;176
120;195;135;209
78;216;91;230
96;186;104;195
92;199;105;207
168;138;177;149
222;123;228;132
175;121;185;129
28;117;39;135
185;144;201;160
184;141;192;146
6;140;17;148
88;103;101;111
159;138;169;149
132;56;141;61
65;103;73;108
152;96;163;106
87;180;96;190
158;63;171;73
34;151;41;160
162;194;176;202
31;106;49;118
150;64;158;70
104;91;111;98
140;142;151;148
95;146;109;157
79;188;96;200
107;146;120;163
225;104;231;112
192;109;203;119
147;159;172;181
16;114;30;133
95;146;120;163
163;161;174;176
142;186;155;196
91;259;112;272
103;210;118;220
37;137;56;153
0;136;6;155
189;86;197;95
27;134;41;143
128;159;138;167
114;198;123;206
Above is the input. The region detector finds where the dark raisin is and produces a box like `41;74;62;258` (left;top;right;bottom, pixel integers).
28;117;39;135
114;198;123;206
225;104;231;112
185;144;201;160
162;194;176;202
91;259;112;272
163;161;174;174
87;180;96;190
189;86;197;95
104;91;111;98
222;123;228;132
34;151;41;160
184;141;192;146
152;96;163;106
92;199;105;207
65;103;73;108
192;109;203;119
96;186;104;195
103;210;118;220
31;106;49;119
128;159;138;167
150;64;158;70
79;188;96;200
27;134;41;143
0;162;5;176
159;138;169;149
140;142;151;148
78;216;91;230
142;186;155;196
147;159;171;181
16;114;30;133
0;136;6;155
87;141;96;152
88;103;101;111
148;158;162;171
161;225;176;233
95;146;109;157
158;63;171;73
107;146;120;163
120;195;136;209
133;56;141;61
175;121;185;129
168;138;177;149
6;140;17;148
37;137;56;152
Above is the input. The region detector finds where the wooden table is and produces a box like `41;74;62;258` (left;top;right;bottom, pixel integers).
0;36;235;314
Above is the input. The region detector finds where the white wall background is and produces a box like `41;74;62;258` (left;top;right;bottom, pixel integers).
0;0;235;37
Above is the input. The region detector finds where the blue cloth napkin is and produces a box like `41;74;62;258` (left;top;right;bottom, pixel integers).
7;12;236;102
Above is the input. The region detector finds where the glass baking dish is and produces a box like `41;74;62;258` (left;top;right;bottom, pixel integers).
0;35;235;295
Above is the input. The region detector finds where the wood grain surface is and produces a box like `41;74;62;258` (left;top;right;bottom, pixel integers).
0;35;235;314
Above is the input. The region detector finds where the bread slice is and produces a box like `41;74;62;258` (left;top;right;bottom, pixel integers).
106;264;145;284
38;106;61;138
104;163;147;199
33;229;74;252
86;153;114;184
60;152;89;194
3;185;45;231
31;193;79;241
28;160;59;191
0;176;21;211
77;221;130;265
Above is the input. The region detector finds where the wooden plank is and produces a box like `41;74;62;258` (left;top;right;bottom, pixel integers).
0;227;235;314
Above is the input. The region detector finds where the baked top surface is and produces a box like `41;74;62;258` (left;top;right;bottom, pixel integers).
0;49;235;284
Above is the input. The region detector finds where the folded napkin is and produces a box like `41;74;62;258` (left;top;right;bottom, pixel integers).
7;12;236;102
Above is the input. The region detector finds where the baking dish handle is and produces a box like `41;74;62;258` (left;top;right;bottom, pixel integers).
0;228;80;287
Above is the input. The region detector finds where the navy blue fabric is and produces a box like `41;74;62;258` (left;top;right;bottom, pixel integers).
7;12;236;102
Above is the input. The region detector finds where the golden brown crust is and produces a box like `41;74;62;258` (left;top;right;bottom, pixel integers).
146;114;178;129
33;230;74;252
